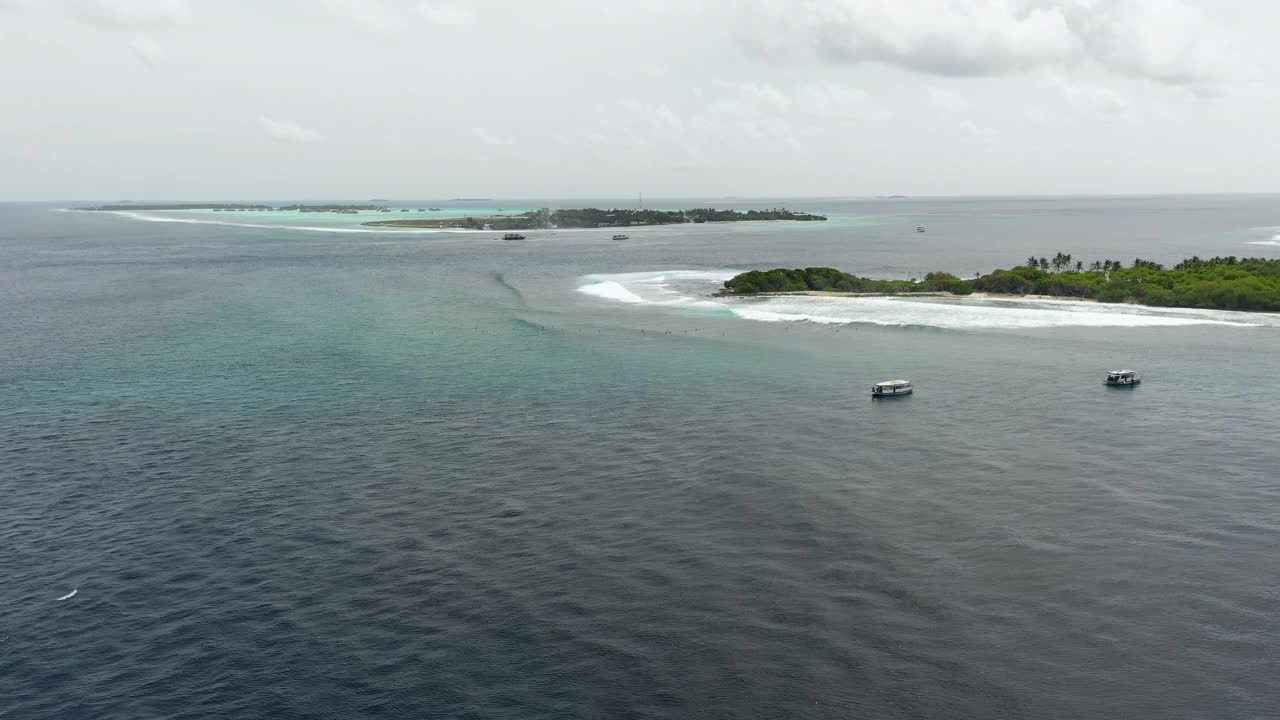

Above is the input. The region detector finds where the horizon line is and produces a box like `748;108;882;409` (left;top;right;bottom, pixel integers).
6;191;1280;205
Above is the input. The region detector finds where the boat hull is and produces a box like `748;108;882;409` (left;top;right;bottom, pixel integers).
871;389;913;397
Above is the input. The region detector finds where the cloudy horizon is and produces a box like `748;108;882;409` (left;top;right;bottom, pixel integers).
1;0;1276;200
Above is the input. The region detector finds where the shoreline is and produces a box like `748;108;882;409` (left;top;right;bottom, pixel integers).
362;218;825;230
717;290;1101;303
721;258;1280;313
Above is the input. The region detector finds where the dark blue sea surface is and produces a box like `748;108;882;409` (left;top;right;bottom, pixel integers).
2;197;1279;719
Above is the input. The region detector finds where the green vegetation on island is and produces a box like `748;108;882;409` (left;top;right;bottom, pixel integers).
724;267;963;295
277;204;387;213
87;203;827;229
363;207;827;230
722;253;1280;311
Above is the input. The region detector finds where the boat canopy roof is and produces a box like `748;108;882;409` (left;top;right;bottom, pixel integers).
875;379;911;387
1107;369;1137;376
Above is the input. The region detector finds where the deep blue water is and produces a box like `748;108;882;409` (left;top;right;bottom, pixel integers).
2;197;1279;719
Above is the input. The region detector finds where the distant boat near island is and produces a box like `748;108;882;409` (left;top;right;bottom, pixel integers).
612;234;629;240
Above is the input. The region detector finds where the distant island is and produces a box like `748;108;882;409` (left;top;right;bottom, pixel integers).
363;207;828;230
278;204;387;213
86;203;400;214
88;203;275;211
721;254;1280;311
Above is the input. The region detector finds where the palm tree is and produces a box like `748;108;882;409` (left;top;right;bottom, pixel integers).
1075;260;1084;272
1038;257;1049;271
1027;256;1039;269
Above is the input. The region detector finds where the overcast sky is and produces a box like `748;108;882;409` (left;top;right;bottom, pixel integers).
1;0;1276;200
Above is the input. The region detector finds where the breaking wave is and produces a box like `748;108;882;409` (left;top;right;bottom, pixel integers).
576;270;1275;329
577;281;647;304
576;271;730;309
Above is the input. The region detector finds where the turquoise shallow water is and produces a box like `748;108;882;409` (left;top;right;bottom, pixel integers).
2;196;1279;719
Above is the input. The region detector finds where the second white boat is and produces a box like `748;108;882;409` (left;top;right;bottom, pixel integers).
872;379;913;397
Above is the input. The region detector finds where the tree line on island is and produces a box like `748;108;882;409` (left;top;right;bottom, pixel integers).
722;255;1280;311
549;207;827;227
366;207;827;230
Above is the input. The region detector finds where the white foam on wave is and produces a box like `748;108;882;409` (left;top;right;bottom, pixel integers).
56;588;77;601
577;280;647;303
102;210;460;234
576;270;1275;329
576;270;734;309
728;296;1267;329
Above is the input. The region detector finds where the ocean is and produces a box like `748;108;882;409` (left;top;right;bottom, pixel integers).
2;195;1278;719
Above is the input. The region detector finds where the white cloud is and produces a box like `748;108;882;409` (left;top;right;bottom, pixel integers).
417;1;475;27
957;120;997;146
473;128;515;146
727;82;791;112
796;83;862;111
927;87;968;112
744;0;1078;76
323;0;396;32
742;0;1238;91
129;35;163;66
321;0;477;33
573;80;889;170
618;98;683;129
1054;81;1131;116
2;0;1275;199
71;0;191;27
1063;0;1231;89
259;117;324;144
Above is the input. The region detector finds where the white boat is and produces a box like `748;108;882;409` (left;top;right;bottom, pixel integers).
871;379;913;397
916;225;926;233
612;234;629;240
1105;369;1141;386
